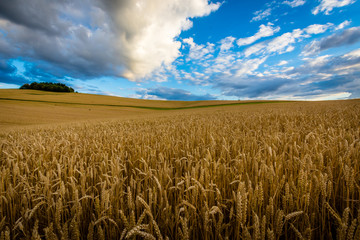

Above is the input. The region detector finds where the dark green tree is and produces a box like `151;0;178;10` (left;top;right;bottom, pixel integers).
20;82;75;92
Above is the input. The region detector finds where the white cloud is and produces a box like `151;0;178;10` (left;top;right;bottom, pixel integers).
265;29;303;54
244;43;267;57
234;57;268;77
343;48;360;58
277;60;288;66
305;23;333;34
103;0;221;80
220;36;236;51
277;91;352;100
183;37;196;48
306;55;332;67
302;40;321;56
183;37;215;61
210;53;237;73
237;23;280;46
305;92;352;100
335;20;351;30
283;0;306;8
282;66;295;71
251;8;272;22
244;23;334;57
312;0;356;15
334;62;360;72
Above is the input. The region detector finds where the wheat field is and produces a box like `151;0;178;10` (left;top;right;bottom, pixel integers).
0;100;359;239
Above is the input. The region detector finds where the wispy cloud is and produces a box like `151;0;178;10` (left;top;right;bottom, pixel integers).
244;23;334;57
251;0;305;24
304;23;334;34
237;23;280;46
220;36;236;51
233;57;268;77
251;8;272;22
183;38;216;61
277;60;288;66
335;20;351;30
312;0;356;15
245;29;303;57
283;0;306;8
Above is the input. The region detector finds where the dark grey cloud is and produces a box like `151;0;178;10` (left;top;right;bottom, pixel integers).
292;50;360;75
294;74;358;97
0;0;72;36
0;0;131;82
136;87;217;101
0;0;124;80
216;78;288;98
303;27;360;56
290;53;360;98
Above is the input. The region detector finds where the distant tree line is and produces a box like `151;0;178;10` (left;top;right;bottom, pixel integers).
20;82;75;93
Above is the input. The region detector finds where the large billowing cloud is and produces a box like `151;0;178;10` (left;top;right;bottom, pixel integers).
98;0;220;80
0;0;220;81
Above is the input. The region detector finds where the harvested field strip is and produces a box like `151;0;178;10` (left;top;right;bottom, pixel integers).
0;97;288;110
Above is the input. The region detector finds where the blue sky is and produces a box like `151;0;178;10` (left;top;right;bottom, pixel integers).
1;0;360;100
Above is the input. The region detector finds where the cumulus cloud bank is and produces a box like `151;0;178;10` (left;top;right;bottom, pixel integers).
100;0;221;80
0;0;221;81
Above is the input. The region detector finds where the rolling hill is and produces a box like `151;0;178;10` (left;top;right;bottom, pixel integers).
0;89;286;129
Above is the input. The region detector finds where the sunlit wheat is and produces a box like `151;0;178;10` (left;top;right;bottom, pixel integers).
0;101;359;239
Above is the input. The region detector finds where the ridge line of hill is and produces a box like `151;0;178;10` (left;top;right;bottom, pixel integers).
0;97;289;110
